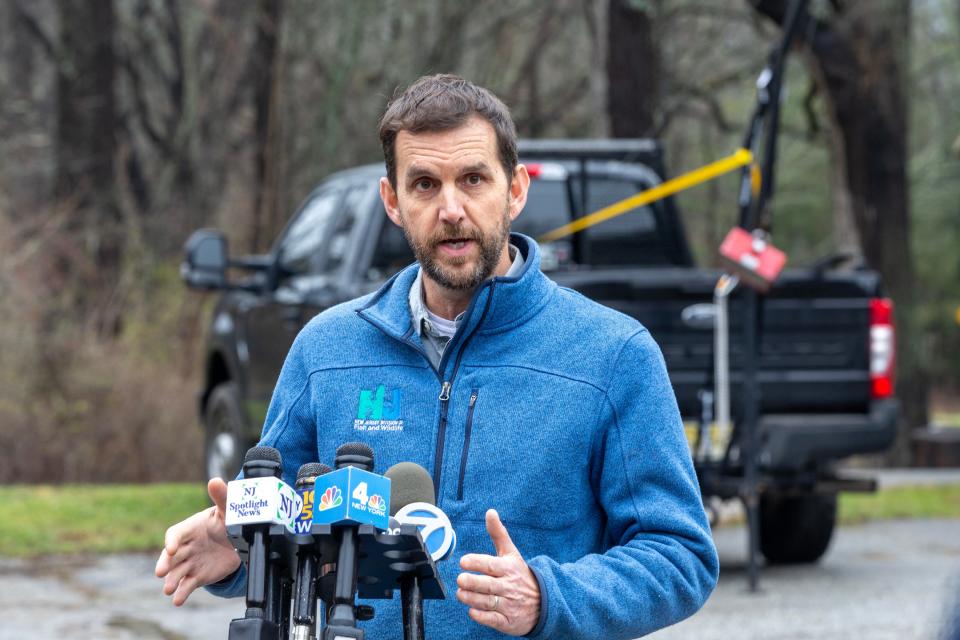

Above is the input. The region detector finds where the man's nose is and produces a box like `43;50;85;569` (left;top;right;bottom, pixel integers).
437;184;466;225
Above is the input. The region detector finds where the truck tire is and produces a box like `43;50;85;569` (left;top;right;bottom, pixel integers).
204;382;247;482
759;493;837;564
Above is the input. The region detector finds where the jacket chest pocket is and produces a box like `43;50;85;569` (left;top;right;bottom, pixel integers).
456;389;480;501
453;385;597;529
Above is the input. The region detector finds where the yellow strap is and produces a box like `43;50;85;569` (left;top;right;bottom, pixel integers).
537;148;754;243
750;162;762;197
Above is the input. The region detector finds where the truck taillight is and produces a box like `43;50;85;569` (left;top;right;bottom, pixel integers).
521;162;565;180
870;298;895;399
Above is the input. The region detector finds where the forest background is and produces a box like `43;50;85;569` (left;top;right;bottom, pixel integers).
0;0;957;483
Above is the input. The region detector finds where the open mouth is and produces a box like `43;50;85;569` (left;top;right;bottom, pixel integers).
440;238;471;249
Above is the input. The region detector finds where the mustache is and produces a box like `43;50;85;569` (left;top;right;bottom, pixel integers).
428;224;482;246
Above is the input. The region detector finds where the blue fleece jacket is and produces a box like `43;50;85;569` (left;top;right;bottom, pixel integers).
208;233;718;639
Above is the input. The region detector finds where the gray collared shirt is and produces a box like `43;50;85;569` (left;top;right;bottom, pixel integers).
409;244;525;370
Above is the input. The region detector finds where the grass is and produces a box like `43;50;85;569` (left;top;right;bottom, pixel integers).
0;482;958;557
0;483;209;557
932;411;960;428
839;483;960;524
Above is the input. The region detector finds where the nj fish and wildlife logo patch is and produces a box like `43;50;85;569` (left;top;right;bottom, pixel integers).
354;384;404;432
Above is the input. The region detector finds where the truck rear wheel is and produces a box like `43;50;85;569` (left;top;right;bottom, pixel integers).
759;493;837;564
204;382;247;482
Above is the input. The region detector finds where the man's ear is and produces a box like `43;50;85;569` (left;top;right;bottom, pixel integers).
379;177;403;227
508;164;530;222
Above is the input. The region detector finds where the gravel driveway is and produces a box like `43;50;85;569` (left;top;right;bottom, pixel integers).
1;518;958;639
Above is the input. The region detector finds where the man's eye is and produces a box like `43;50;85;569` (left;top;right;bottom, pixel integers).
465;174;482;186
414;178;433;191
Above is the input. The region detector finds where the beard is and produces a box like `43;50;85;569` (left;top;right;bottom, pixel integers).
401;205;511;291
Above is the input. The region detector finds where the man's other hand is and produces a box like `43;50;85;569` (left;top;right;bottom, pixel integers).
155;478;240;606
457;509;540;636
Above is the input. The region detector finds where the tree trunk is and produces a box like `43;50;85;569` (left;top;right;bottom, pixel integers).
750;0;926;464
606;0;660;137
249;0;284;253
55;0;120;318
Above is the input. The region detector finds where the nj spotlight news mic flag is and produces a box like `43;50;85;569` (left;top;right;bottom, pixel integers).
225;474;302;532
225;446;299;640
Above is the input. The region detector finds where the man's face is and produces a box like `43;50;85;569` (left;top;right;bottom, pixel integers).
379;116;529;291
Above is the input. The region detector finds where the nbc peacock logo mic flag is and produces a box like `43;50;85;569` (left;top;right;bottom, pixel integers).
311;466;390;529
367;494;385;513
318;486;343;511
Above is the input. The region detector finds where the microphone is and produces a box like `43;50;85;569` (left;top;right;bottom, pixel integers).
225;446;301;640
322;442;382;640
291;462;332;640
387;462;457;562
334;443;375;471
384;462;456;640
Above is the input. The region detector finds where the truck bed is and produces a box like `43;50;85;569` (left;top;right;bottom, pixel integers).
552;266;884;419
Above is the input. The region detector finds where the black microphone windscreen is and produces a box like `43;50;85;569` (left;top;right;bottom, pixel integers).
335;442;375;471
336;442;374;458
297;462;332;481
244;446;282;464
384;462;435;514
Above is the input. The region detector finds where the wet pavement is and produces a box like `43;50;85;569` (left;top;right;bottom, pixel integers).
0;553;242;639
651;518;960;640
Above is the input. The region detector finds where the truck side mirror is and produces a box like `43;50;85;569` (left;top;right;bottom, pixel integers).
181;229;229;290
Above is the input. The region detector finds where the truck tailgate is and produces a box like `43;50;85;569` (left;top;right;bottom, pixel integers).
551;267;884;418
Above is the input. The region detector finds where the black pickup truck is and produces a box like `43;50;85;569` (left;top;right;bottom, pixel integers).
182;139;897;565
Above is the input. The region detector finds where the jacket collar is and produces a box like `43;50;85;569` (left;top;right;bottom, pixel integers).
356;233;555;341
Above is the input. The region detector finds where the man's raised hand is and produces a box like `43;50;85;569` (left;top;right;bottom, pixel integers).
155;478;240;606
457;509;541;636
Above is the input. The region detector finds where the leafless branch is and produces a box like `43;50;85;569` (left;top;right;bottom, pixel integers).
656;83;736;137
118;53;173;158
662;4;754;25
802;78;821;139
13;0;56;61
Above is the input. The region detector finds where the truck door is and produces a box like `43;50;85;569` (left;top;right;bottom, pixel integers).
242;184;345;427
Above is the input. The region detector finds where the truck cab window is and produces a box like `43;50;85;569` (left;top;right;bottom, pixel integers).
512;179;574;271
323;186;367;274
367;203;415;280
277;187;342;277
571;178;662;266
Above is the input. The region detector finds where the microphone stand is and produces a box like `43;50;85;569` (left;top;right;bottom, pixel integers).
400;575;425;640
229;450;285;640
322;526;364;639
291;545;320;640
320;442;377;640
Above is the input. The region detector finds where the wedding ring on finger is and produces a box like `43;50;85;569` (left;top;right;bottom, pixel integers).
490;594;500;611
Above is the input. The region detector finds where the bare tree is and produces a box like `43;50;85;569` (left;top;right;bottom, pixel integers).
607;0;661;136
750;0;926;463
46;0;124;333
249;0;284;252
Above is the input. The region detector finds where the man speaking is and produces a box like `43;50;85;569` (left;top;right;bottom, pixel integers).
156;74;718;638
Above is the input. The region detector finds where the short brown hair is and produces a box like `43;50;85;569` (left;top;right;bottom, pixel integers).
378;74;518;188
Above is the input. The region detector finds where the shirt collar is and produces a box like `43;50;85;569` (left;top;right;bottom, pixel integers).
409;243;525;339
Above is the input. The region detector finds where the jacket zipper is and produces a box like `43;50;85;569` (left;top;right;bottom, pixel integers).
359;281;497;496
429;283;496;493
456;390;479;500
432;380;453;492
